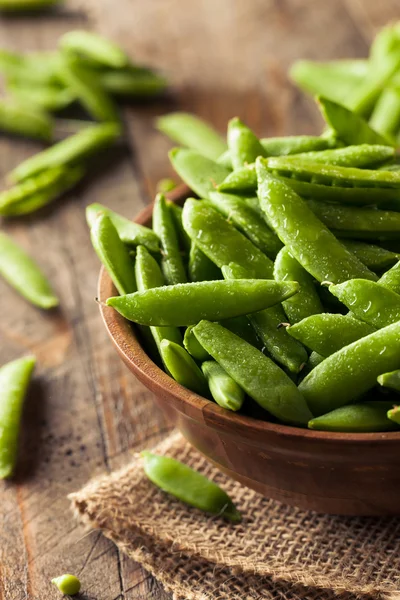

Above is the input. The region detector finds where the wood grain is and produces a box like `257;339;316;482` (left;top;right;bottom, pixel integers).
0;0;397;598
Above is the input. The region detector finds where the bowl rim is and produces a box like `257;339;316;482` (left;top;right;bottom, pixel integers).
98;184;400;445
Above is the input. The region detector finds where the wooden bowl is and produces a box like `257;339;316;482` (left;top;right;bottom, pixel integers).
98;186;400;516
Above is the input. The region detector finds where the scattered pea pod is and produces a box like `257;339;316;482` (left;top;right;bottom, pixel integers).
107;278;299;326
256;160;377;283
101;69;167;98
202;360;245;412
52;575;81;596
299;321;400;416
192;320;312;426
157;112;227;161
0;232;58;309
0;356;36;479
0;98;53;142
60;30;129;69
9;122;120;183
153;194;187;284
141;451;241;521
7;80;75;112
309;402;398;433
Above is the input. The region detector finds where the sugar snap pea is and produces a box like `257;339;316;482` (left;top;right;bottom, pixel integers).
378;260;400;294
308;401;398;433
387;405;400;424
222;262;308;372
10;122;120;183
217;163;257;194
0;98;53;142
306;199;400;241
317;96;392;146
227;117;266;169
135;245;182;359
183;325;210;361
52;574;81;596
378;370;400;393
141;451;241;521
369;86;400;138
182;199;273;278
7;80;75;112
293;144;395;167
0;49;60;85
0;232;58;308
202;360;245;412
0;0;60;10
101;69;167;98
167;201;191;254
188;244;221;282
256;161;377;283
299;321;400;416
0;165;84;217
287;314;375;357
107;278;299;326
58;55;119;123
193;320;312;425
86;203;160;254
208;191;283;258
159;340;209;396
60;30;129;69
0;356;36;479
340;240;399;271
153;194;187;284
329;279;400;328
157;112;227;161
307;351;325;370
169;148;231;198
90;213;136;295
274;247;323;324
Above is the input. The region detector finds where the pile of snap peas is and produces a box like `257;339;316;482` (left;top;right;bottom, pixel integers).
92;24;400;434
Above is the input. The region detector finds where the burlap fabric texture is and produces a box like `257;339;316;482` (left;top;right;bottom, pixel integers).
71;432;400;600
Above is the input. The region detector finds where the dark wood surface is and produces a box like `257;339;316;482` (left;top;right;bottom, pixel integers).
0;1;398;598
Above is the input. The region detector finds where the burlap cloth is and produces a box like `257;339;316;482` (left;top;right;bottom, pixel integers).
70;432;400;600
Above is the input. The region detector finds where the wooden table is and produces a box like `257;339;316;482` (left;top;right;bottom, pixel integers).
0;1;398;598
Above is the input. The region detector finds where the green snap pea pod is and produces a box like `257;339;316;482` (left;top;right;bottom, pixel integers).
0;99;53;142
153;194;187;284
182;199;273;278
216;149;233;167
9;122;120;183
184;325;210;361
227;117;266;169
193;320;312;425
188;244;221;282
220;316;263;350
142;450;241;521
208;191;283;259
159;339;209;396
157;112;227;161
58;55;119;123
329;279;400;329
378;370;400;393
86;203;159;254
167;201;191;254
7;80;75;112
340;240;399;271
308;351;325;370
293;144;395;167
52;574;81;596
107;278;299;326
135;245;182;363
289;59;368;105
60;30;129;69
274;247;323;324
287;314;375;357
299;321;400;416
169;148;231;198
266;155;400;189
256;161;377;283
309;401;398;433
0;232;58;308
202;360;245;412
0;356;36;479
90;214;136;295
306;200;400;241
369;86;400;138
0;165;85;217
218;164;257;194
0;0;60;10
317;96;393;146
387;405;400;424
0;49;60;85
378;260;400;294
100;69;167;98
222;263;308;373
